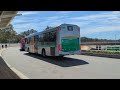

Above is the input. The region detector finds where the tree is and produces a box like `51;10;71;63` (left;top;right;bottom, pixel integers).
0;24;18;43
81;37;118;42
20;29;37;37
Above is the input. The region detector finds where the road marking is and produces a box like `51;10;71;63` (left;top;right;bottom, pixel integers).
74;66;80;68
10;67;29;79
0;48;29;79
5;62;11;67
4;60;29;79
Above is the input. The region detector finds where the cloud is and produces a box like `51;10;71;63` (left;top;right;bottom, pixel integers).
81;25;120;35
70;11;120;30
47;16;68;21
70;14;109;21
12;15;45;24
112;11;120;14
18;11;41;16
66;21;89;27
47;16;60;20
58;11;74;14
13;12;69;25
12;19;28;24
70;11;120;21
12;11;120;39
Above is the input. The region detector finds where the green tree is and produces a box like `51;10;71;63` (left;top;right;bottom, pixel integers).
0;24;18;43
20;29;37;37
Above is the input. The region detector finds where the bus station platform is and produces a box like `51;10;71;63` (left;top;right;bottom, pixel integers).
0;49;20;79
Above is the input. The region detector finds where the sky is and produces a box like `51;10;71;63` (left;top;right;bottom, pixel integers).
11;11;120;40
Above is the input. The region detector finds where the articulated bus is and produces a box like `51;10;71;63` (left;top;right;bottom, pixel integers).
24;24;81;57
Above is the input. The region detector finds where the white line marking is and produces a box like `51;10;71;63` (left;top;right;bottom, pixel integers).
0;48;29;79
4;59;29;79
10;67;29;79
74;66;80;68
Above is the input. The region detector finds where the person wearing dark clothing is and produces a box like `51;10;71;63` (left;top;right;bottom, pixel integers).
2;45;4;48
5;44;7;48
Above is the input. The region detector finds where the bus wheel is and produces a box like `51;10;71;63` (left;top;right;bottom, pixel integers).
42;49;46;57
28;48;30;53
58;56;64;58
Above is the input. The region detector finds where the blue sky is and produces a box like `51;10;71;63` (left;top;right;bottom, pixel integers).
11;11;120;40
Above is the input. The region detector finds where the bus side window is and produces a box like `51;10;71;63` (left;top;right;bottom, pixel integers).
49;32;52;42
27;38;30;44
43;33;46;42
43;33;49;41
34;35;39;42
49;31;56;42
29;37;32;44
46;33;50;45
25;38;27;44
53;31;56;42
25;38;28;44
46;33;50;42
39;34;44;45
25;38;26;43
39;35;40;42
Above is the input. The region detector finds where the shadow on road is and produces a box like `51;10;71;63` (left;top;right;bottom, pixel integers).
0;56;20;79
19;49;25;51
24;53;89;67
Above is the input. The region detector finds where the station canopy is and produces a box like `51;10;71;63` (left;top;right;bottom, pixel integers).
0;11;18;29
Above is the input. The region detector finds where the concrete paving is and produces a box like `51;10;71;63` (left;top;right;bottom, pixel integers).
0;49;20;79
2;47;120;79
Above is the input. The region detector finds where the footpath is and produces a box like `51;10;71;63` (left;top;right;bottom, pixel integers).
0;48;20;79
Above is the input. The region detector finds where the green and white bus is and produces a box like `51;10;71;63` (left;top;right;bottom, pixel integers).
25;24;81;57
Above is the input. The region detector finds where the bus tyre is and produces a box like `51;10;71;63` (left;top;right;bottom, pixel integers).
42;49;46;57
28;48;30;53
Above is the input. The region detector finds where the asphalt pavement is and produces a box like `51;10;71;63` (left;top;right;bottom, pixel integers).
2;47;120;79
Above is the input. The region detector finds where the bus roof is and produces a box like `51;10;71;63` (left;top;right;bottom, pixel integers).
25;24;79;38
60;23;78;26
25;32;40;38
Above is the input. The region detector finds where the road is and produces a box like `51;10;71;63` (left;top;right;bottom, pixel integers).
2;47;120;79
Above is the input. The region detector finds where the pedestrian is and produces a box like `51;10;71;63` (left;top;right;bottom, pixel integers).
2;45;4;48
5;44;7;48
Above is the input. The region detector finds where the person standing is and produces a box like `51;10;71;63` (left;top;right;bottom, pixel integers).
2;45;4;48
5;44;7;48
